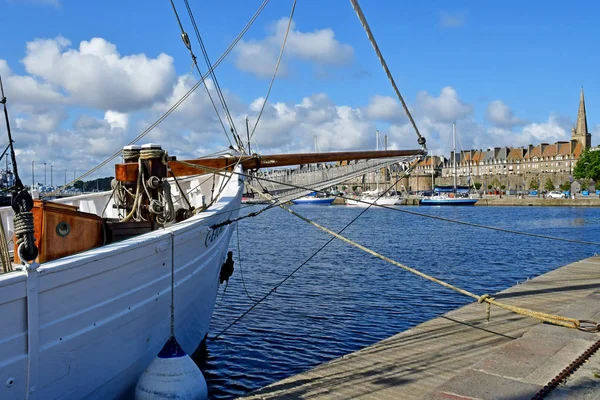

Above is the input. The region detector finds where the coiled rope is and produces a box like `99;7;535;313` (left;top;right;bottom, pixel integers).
14;212;35;258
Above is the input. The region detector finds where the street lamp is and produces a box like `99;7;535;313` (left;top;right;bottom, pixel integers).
50;164;53;187
64;169;67;187
31;160;35;190
44;162;47;186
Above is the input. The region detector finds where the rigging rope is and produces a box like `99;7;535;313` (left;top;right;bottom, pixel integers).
236;223;259;302
44;0;270;197
249;0;297;143
348;0;426;150
186;161;600;248
168;0;236;149
182;0;245;150
211;168;414;340
215;179;597;336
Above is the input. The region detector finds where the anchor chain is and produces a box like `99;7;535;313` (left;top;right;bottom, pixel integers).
531;339;600;399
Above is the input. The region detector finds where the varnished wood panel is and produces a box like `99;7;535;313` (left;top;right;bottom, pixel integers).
14;200;104;264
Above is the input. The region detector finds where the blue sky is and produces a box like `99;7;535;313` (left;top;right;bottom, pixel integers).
1;0;599;182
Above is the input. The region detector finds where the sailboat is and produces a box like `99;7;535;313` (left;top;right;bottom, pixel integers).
291;135;336;205
346;130;400;207
0;1;427;398
419;122;478;206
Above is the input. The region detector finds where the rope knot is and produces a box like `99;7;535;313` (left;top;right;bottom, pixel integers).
478;294;493;303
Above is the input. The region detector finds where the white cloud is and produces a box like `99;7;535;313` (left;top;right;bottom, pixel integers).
522;113;569;143
15;106;67;133
0;60;64;106
235;19;354;78
244;93;374;153
1;33;584;186
363;95;406;122
415;86;472;122
22;36;176;112
104;111;128;130
486;100;527;127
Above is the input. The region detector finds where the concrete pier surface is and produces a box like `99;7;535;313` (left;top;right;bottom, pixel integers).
239;257;600;400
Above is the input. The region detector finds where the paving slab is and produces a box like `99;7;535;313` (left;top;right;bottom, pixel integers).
238;256;600;400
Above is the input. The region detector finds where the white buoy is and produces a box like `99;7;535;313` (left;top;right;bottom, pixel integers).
135;336;208;400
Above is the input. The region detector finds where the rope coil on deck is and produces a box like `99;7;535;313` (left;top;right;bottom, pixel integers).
14;211;35;251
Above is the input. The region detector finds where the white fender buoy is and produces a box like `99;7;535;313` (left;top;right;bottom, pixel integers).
135;336;208;400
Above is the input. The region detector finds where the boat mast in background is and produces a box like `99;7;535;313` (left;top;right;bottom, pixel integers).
453;122;457;194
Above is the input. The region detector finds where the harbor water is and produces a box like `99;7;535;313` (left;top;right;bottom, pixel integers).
202;204;600;399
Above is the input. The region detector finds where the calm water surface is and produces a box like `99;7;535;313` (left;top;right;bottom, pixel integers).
201;205;600;399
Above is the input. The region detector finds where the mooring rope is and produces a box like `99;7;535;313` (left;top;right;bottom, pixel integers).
171;159;599;336
348;0;426;150
178;160;600;248
244;183;596;332
211;169;415;340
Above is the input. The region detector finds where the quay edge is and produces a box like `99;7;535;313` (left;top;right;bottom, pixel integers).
237;255;600;400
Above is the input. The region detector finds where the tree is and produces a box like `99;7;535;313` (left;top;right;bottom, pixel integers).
500;185;506;190
473;182;482;190
490;177;501;188
74;180;85;191
487;184;492;190
580;180;589;191
529;179;539;190
544;178;555;191
559;181;571;192
574;150;600;181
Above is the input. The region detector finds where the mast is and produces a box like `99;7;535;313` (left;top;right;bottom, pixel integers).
376;130;379;192
453;121;457;193
431;155;434;190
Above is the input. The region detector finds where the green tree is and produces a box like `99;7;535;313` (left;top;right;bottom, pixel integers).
74;180;85;191
529;179;539;190
574;149;600;181
490;177;501;188
473;182;482;190
544;178;555;191
559;181;571;192
487;184;492;190
580;180;589;191
500;185;506;190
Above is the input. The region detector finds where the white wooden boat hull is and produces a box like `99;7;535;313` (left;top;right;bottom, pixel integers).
0;168;243;399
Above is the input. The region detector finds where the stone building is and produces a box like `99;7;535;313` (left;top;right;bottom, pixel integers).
408;88;592;192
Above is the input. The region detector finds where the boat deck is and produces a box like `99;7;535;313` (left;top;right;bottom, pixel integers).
238;256;600;399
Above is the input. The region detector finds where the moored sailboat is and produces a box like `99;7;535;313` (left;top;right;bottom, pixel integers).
0;1;429;398
419;123;477;206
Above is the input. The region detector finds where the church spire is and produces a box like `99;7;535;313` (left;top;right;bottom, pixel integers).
575;87;588;136
572;87;591;149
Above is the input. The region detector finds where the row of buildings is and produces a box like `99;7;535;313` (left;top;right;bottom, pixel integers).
407;88;593;193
